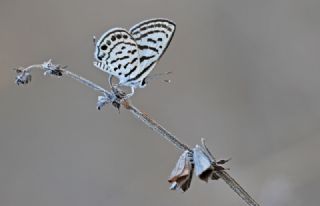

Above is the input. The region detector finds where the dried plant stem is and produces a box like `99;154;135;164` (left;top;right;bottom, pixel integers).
122;103;191;152
217;171;260;206
123;102;259;206
61;70;190;151
16;61;260;206
63;70;110;94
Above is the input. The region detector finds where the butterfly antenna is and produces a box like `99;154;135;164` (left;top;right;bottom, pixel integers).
145;71;172;84
93;35;96;46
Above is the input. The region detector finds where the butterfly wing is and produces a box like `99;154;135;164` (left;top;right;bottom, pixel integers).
94;28;141;86
128;18;176;86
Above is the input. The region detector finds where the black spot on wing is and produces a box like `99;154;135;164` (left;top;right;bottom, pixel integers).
147;38;157;44
129;49;137;55
138;45;159;53
131;19;175;35
101;44;107;50
100;29;131;44
128;61;156;82
105;42;136;61
110;56;129;64
124;58;138;69
140;55;155;63
135;30;168;40
124;65;137;77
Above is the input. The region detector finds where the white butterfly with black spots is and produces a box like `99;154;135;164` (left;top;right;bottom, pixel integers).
93;18;176;97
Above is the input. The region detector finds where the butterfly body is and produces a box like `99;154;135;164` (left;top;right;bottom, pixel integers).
93;18;176;93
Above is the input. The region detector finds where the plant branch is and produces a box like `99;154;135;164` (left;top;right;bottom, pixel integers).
14;60;260;206
122;102;191;152
217;171;260;206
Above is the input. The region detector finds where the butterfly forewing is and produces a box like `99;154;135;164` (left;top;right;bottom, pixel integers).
128;19;176;84
94;28;141;86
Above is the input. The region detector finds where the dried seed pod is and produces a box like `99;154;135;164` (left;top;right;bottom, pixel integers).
15;69;32;85
97;95;112;110
193;144;215;182
96;87;126;111
42;59;64;77
193;140;230;182
168;150;194;192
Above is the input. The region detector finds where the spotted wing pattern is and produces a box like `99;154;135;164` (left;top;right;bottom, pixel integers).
94;28;141;86
94;19;176;88
128;18;176;86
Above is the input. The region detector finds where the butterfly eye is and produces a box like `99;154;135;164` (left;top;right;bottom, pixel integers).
101;44;107;50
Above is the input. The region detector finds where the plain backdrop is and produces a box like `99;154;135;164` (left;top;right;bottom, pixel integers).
1;0;320;205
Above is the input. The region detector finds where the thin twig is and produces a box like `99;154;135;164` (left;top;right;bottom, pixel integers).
15;60;260;206
123;102;259;206
122;102;190;152
217;171;259;206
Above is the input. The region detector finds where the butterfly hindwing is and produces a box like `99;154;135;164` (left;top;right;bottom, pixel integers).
94;28;141;85
128;19;176;83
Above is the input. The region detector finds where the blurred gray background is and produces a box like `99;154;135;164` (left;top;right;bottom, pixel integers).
1;0;320;205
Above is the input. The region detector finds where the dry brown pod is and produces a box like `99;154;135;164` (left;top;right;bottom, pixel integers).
168;150;194;192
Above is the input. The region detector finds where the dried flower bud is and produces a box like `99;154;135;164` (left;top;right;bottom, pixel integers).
15;69;32;85
168;150;194;192
97;95;112;110
42;59;64;77
193;140;230;182
193;144;215;182
96;87;128;111
96;90;126;111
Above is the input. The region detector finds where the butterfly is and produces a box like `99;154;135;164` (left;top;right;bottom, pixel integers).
93;18;176;97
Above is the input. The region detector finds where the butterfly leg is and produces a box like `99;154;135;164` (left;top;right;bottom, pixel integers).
108;75;121;89
108;75;115;88
129;86;135;97
108;75;134;99
122;86;135;99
